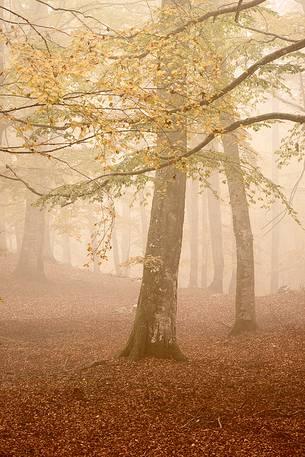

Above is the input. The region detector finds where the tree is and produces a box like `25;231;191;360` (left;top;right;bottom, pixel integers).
15;192;46;280
207;170;224;294
188;179;199;288
120;0;188;360
1;0;305;353
222;132;256;334
270;97;281;294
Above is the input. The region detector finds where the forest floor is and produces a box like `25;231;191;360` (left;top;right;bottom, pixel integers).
0;255;305;456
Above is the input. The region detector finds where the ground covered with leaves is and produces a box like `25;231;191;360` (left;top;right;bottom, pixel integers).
0;256;305;456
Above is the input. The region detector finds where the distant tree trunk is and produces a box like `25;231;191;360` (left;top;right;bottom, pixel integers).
188;179;199;288
229;233;237;295
15;194;45;280
120;200;131;277
140;203;149;255
120;0;188;361
270;101;280;294
43;212;56;263
0;206;8;255
201;190;208;289
222;133;256;334
207;170;224;293
92;235;100;273
62;234;71;265
14;220;23;254
111;220;122;276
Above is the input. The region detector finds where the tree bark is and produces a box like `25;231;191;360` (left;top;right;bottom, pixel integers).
222;133;256;334
0;204;8;256
62;234;72;266
15;194;45;280
140;202;149;255
270;97;280;293
111;220;122;276
43;212;57;263
207;170;224;293
201;190;208;289
188;179;199;288
120;166;187;360
120;0;188;360
120;199;131;277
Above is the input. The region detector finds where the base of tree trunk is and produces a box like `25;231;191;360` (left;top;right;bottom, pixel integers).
119;338;187;362
229;319;257;336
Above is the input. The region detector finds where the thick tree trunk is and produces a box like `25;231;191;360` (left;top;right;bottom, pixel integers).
222;133;256;334
15;194;45;280
188;179;199;288
207;170;224;293
120;0;188;360
120;166;186;360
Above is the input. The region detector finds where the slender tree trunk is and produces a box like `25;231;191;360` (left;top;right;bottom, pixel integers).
14;220;23;254
112;220;122;276
62;234;71;265
43;212;56;263
0;205;8;255
222;133;256;334
120;200;131;277
140;203;149;255
15;194;45;280
188;179;199;287
229;232;237;295
207;170;224;293
120;0;188;360
270;98;280;293
201;190;208;289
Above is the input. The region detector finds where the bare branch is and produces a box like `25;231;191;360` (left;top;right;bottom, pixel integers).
235;0;244;22
1;165;43;196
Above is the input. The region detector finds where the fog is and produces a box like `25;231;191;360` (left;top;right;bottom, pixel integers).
0;1;305;456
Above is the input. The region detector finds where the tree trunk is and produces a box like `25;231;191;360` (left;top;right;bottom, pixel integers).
270;97;280;293
201;190;208;289
120;0;188;360
62;234;72;266
229;232;237;295
120;166;186;360
0;205;8;256
43;212;56;263
111;220;122;276
120;200;131;277
222;133;256;334
207;170;224;293
15;194;45;280
140;202;149;255
188;179;199;288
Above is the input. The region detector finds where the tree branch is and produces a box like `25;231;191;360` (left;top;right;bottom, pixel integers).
0;165;43;196
86;112;305;182
201;38;305;107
